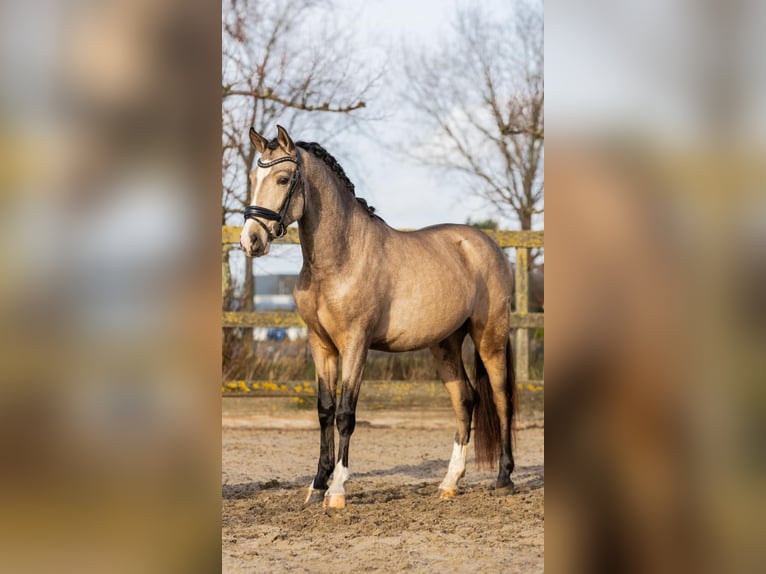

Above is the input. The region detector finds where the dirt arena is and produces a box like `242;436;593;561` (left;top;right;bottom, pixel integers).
222;386;544;573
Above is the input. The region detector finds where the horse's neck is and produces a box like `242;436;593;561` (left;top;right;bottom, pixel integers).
298;163;366;273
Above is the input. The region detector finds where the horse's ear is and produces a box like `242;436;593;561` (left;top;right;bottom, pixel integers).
249;127;268;153
276;124;295;154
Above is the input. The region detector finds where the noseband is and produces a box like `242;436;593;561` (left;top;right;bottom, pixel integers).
244;151;303;241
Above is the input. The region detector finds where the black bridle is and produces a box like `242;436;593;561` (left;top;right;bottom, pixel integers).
244;151;303;240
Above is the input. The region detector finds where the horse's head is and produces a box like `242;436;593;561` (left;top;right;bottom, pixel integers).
240;125;305;257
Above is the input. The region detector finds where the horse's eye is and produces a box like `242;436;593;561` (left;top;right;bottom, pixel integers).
278;177;290;186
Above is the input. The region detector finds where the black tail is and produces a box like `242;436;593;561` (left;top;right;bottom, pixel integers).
473;339;516;469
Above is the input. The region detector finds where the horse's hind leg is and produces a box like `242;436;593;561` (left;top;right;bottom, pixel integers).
474;328;516;493
430;328;475;499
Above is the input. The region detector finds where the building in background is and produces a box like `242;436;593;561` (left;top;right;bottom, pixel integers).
253;274;307;341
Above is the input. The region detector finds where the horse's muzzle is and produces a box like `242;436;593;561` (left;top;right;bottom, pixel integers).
241;240;271;258
240;230;271;258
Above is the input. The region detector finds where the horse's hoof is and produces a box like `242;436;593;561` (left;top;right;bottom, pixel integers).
323;493;346;509
304;488;326;506
438;488;458;499
494;481;516;496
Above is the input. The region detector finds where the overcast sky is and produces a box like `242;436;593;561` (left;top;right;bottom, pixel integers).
249;0;537;277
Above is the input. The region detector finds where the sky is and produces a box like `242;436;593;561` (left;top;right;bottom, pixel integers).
246;0;539;277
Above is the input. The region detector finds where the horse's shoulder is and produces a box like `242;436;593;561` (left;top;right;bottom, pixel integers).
293;268;317;308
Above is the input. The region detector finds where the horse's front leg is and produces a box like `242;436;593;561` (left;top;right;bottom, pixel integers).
304;333;339;505
324;341;368;509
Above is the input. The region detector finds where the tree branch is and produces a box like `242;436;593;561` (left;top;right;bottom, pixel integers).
222;87;366;113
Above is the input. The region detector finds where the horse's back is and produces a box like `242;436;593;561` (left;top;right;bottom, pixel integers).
398;223;512;282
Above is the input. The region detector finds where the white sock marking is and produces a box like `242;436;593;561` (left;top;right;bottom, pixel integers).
439;441;468;491
325;462;349;497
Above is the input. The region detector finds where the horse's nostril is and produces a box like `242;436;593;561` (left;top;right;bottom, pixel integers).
240;234;259;255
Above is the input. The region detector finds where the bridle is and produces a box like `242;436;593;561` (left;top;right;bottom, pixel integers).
244;151;303;240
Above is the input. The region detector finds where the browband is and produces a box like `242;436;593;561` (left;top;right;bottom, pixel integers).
257;156;297;168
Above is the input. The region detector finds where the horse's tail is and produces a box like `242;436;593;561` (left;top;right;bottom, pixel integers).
473;338;516;469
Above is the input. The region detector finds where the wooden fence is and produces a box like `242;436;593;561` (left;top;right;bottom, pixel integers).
222;226;543;383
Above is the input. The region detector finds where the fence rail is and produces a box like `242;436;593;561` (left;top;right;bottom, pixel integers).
222;226;544;248
222;310;543;329
222;227;543;382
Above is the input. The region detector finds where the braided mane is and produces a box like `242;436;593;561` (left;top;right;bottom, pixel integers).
265;138;378;218
296;142;354;193
297;141;380;219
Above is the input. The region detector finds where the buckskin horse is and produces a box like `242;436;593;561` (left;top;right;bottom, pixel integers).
240;126;517;508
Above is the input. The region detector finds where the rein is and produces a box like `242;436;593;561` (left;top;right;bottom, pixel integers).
244;151;303;240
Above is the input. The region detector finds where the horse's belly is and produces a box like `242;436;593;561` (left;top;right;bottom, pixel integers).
370;336;445;353
370;296;469;352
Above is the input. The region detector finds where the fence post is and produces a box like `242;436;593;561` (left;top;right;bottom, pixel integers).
514;247;529;382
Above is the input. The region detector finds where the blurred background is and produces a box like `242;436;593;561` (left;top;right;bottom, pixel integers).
0;0;220;572
546;0;766;572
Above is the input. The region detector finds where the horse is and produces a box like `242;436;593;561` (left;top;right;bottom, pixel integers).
240;125;517;508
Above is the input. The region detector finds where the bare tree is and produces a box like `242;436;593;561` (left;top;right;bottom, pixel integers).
222;0;377;225
222;0;377;361
402;0;543;232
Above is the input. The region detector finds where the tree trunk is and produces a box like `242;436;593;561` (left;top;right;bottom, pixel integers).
242;256;255;356
519;208;533;232
222;246;232;302
518;207;540;269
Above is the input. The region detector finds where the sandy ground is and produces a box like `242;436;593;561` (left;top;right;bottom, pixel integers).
222;396;544;573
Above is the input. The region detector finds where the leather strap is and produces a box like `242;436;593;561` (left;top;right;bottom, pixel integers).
244;151;302;240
